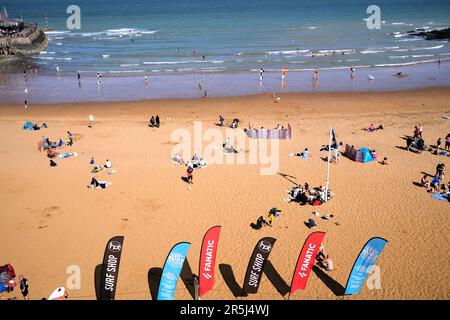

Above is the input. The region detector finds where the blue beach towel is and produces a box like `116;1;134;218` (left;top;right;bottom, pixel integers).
432;193;449;202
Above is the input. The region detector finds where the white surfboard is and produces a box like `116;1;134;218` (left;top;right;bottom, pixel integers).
48;287;66;300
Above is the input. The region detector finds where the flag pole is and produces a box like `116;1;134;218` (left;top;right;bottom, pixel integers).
325;127;332;202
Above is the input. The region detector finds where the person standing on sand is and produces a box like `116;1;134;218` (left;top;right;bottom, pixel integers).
445;133;450;151
24;100;28;110
281;67;288;80
436;163;445;180
155;115;160;128
436;137;442;151
187;165;194;184
144;75;148;87
413;126;420;141
259;68;264;81
67;131;73;146
350;66;355;79
19;275;29;300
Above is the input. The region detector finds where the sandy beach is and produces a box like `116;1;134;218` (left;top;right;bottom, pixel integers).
0;87;449;300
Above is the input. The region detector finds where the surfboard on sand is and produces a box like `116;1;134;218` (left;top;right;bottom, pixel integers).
48;287;67;300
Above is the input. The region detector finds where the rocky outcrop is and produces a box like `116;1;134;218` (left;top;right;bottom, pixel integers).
407;27;450;40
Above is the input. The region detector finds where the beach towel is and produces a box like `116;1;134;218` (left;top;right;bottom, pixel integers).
432;193;449;202
58;152;78;159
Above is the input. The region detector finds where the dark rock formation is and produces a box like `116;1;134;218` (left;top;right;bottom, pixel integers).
406;27;450;40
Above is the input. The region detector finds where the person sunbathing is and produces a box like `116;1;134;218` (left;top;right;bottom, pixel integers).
104;159;112;168
368;124;383;132
289;148;309;159
229;118;239;129
421;175;430;190
224;145;239;153
88;177;109;189
319;255;334;271
316;245;326;262
47;149;59;158
430;176;440;193
251;216;269;230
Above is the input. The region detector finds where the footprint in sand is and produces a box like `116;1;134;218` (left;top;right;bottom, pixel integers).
17;222;29;231
40;206;62;218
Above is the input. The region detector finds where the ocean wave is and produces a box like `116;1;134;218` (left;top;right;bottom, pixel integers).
120;63;140;67
102;54;110;58
142;60;223;65
318;49;355;54
48;28;159;38
411;54;434;58
361;50;385;54
411;45;444;51
266;50;309;55
397;38;422;42
108;70;145;74
45;30;70;35
389;55;409;59
392;22;405;25
37;57;72;61
394;34;408;38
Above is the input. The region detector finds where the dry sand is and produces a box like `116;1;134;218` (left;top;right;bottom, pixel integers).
0;88;449;300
